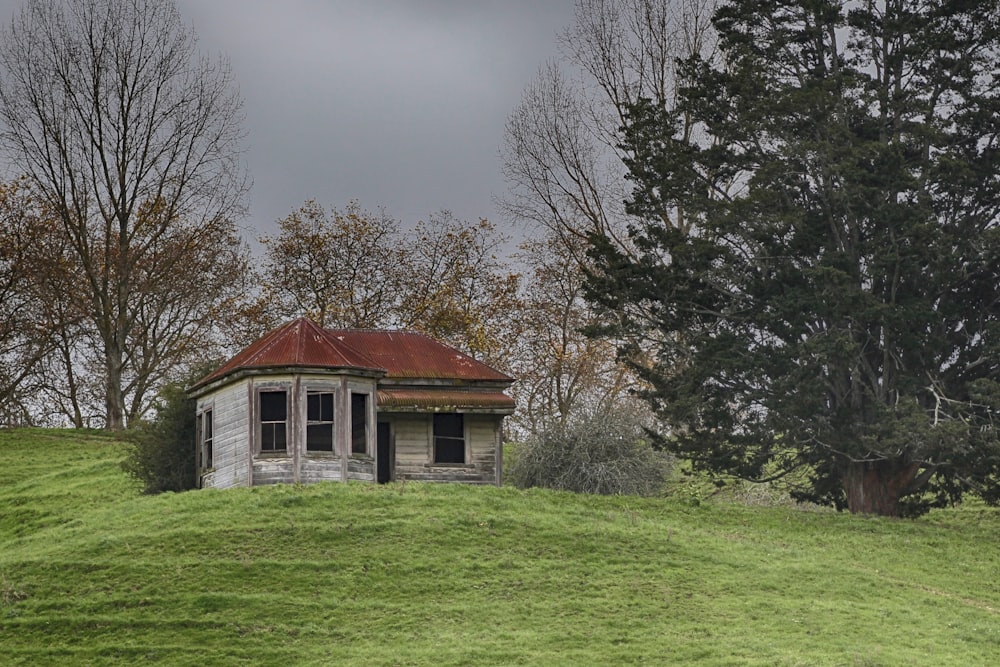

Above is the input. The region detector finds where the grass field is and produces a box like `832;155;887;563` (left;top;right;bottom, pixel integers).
1;428;999;665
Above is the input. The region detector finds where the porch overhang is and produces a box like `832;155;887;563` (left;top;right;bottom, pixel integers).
376;388;515;414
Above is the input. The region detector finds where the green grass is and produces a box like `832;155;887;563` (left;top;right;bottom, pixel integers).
2;429;999;665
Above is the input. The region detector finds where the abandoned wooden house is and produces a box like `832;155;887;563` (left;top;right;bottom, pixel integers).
188;318;515;489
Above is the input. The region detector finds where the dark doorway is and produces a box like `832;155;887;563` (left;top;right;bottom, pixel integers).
376;421;392;484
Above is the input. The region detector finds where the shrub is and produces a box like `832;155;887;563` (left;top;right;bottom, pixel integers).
122;381;197;494
508;410;670;496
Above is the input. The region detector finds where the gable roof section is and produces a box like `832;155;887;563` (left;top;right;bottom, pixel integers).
190;319;514;393
327;329;514;382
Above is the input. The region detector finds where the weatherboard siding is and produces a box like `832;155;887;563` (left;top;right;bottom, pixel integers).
391;414;432;467
198;380;250;489
252;457;294;485
347;457;375;482
299;457;343;484
469;416;498;481
389;413;501;485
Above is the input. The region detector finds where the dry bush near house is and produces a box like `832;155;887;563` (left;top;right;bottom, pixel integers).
508;410;670;496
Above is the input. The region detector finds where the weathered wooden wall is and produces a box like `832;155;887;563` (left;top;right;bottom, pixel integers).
390;413;501;485
198;374;505;489
198;380;250;489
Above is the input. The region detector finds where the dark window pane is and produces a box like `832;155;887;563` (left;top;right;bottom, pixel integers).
433;414;464;463
203;409;214;467
351;393;368;454
434;437;465;463
307;392;335;453
262;423;276;450
308;392;334;422
262;423;287;451
260;391;286;422
307;424;334;451
434;413;463;439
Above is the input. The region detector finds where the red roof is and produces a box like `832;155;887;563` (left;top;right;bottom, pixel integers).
327;329;513;382
191;318;513;391
192;319;380;389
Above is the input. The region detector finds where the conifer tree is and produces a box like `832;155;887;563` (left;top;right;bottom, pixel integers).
588;0;1000;515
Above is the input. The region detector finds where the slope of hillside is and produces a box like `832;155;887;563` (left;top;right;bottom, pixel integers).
1;428;999;666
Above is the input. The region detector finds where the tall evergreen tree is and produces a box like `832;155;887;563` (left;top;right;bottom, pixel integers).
588;0;1000;515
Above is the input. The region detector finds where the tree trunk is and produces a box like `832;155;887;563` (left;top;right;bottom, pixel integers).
841;460;922;516
104;342;126;431
58;336;84;429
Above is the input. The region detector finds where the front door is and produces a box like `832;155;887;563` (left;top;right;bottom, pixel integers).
376;421;392;484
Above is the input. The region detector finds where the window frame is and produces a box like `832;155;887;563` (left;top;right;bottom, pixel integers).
257;388;289;454
350;391;370;456
197;407;214;471
305;390;336;453
433;413;466;464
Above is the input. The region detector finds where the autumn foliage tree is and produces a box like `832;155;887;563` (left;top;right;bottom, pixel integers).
396;213;522;364
258;202;522;367
589;0;1000;516
0;181;61;424
259;200;400;330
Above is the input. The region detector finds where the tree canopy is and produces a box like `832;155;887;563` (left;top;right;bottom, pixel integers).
588;0;1000;516
256;202;522;368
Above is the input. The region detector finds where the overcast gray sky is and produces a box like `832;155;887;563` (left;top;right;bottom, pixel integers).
0;0;575;243
165;0;576;244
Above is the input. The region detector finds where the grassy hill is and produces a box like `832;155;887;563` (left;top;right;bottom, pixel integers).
1;429;999;666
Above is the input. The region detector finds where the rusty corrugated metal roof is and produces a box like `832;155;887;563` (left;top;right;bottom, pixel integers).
377;389;515;411
326;329;514;382
191;319;514;391
192;318;382;389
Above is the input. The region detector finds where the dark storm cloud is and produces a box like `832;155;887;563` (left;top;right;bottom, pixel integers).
171;0;577;238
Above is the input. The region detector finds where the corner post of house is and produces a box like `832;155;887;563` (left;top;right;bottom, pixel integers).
340;376;350;481
247;377;256;486
495;418;504;487
292;375;302;483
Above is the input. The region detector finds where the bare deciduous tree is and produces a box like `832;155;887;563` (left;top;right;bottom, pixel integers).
500;0;718;433
0;0;250;429
501;0;717;250
509;232;644;438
